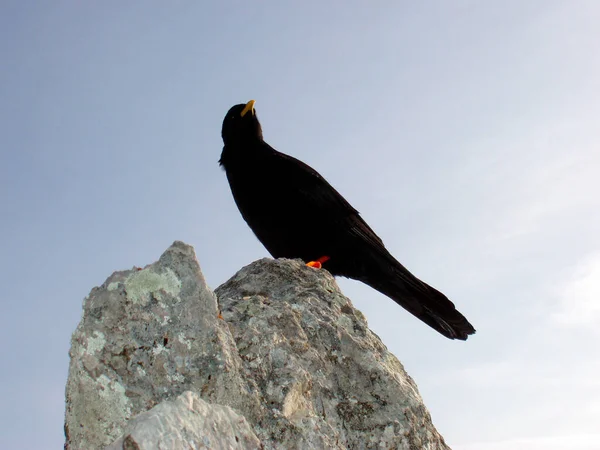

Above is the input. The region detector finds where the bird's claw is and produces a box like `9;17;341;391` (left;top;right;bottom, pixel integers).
306;256;330;269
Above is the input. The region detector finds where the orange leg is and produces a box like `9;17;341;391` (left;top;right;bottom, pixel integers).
306;255;330;269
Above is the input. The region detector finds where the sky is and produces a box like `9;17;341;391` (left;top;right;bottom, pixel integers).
1;1;599;449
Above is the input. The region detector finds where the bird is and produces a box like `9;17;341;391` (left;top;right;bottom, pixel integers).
219;100;475;340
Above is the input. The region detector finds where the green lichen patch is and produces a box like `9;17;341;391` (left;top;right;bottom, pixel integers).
124;268;181;305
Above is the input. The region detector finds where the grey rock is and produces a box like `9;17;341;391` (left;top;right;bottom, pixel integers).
64;241;259;449
106;391;261;450
65;241;449;449
216;257;449;450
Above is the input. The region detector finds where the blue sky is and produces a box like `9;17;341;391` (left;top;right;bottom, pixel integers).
1;2;599;449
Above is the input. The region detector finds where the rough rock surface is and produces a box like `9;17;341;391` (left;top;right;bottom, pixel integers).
64;241;258;449
105;391;261;450
65;241;450;449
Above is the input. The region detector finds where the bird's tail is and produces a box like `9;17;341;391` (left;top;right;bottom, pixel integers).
359;257;476;340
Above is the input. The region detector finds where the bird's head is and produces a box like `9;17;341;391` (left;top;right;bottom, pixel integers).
221;100;263;145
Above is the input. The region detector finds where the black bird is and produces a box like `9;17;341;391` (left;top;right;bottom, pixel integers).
219;100;475;340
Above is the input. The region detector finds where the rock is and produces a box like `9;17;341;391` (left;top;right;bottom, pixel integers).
64;241;258;449
105;391;261;450
65;241;449;449
216;257;449;450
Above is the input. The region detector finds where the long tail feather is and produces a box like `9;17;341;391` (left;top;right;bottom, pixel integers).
358;257;476;340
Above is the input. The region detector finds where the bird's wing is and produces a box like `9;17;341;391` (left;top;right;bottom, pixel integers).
275;151;433;288
274;150;386;249
272;150;475;340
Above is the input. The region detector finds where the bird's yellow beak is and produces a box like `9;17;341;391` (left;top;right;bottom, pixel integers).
240;100;255;118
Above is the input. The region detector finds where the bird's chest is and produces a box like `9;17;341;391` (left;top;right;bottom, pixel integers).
224;162;321;258
226;162;299;224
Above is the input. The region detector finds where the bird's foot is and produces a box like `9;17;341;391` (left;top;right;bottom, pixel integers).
306;256;330;269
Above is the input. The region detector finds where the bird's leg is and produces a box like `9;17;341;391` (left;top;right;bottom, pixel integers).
306;255;330;269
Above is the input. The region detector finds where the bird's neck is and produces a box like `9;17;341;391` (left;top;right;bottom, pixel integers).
219;140;271;168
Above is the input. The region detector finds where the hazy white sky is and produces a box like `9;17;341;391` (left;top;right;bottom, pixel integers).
1;2;599;449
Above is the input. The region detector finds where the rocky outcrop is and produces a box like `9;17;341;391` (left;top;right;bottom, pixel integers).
65;241;449;449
